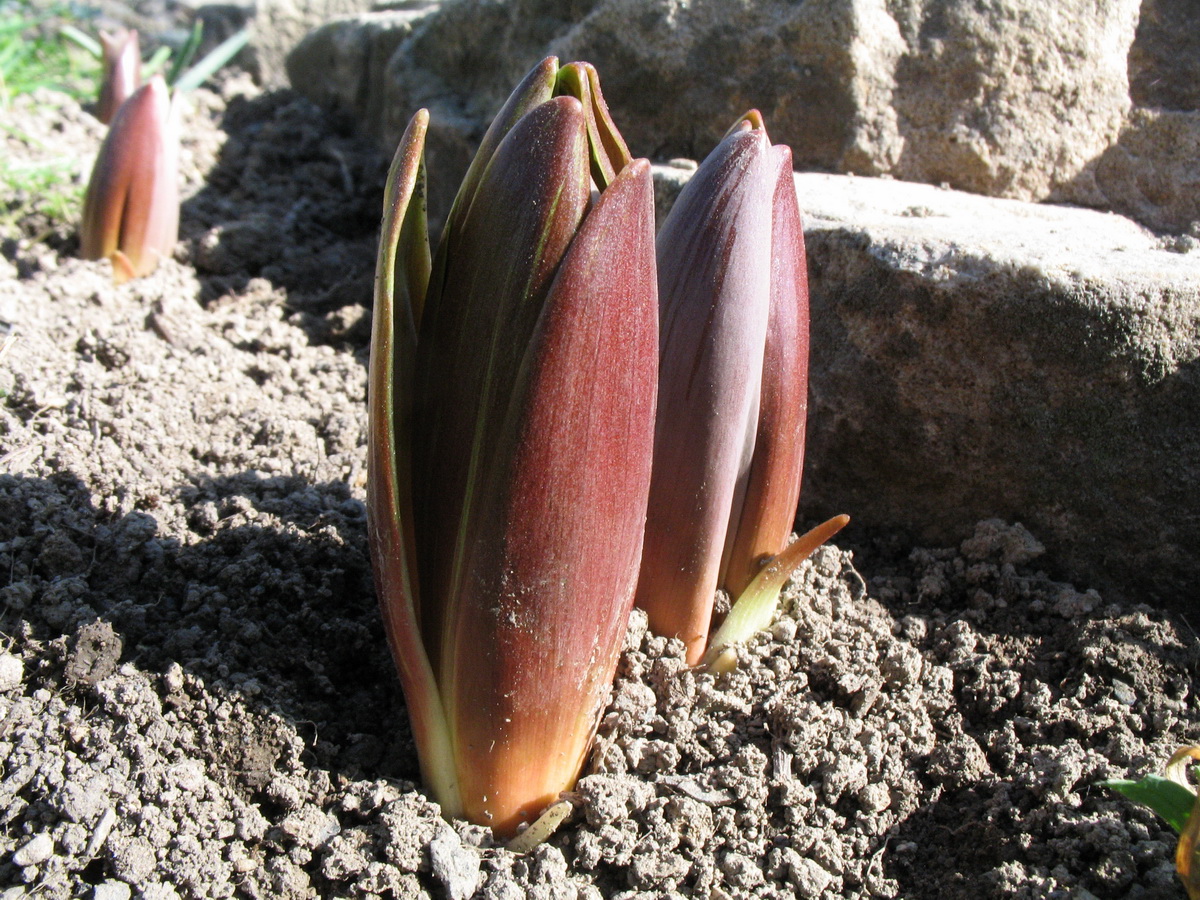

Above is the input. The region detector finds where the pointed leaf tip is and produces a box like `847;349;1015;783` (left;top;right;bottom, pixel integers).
723;109;766;140
554;61;632;189
702;515;849;671
440;58;559;243
378;108;431;333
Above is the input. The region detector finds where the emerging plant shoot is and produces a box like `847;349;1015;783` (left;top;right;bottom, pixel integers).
368;59;658;837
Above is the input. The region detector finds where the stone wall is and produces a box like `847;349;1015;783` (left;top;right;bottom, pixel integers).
286;0;1198;233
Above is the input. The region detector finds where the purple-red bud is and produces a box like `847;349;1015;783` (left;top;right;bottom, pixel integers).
636;112;812;665
80;75;180;283
368;59;658;838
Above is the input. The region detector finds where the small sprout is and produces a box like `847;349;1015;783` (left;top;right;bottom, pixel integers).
702;514;849;673
76;18;247;281
72;19;249;123
79;75;180;282
1102;746;1200;898
505;799;574;854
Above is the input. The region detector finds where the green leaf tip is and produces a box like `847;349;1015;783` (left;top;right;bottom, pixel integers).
703;514;849;673
553;61;632;189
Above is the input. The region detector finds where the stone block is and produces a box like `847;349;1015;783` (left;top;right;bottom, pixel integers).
1087;108;1200;235
1128;0;1200;111
788;172;1200;609
286;9;432;137
286;0;1199;231
251;0;379;87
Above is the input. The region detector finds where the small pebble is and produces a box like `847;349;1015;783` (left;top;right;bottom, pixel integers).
1111;679;1137;706
0;653;23;692
429;826;480;900
13;833;53;866
93;881;132;900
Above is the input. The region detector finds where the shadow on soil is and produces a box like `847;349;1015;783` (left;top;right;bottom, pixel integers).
0;469;419;800
179;88;385;348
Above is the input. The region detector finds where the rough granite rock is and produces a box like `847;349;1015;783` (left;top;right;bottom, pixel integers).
286;0;1198;232
1128;0;1200;111
647;162;1200;612
1087;107;1200;234
550;0;1140;201
285;7;430;137
789;172;1200;615
251;0;377;87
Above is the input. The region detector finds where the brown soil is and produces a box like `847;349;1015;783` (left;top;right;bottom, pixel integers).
0;77;1196;900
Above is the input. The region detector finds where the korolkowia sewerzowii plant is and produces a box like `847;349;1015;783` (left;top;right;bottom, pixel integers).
634;110;847;667
80;73;180;283
368;58;659;838
1102;746;1200;898
96;28;139;124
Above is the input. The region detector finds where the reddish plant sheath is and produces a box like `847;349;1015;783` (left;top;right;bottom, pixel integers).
635;120;775;664
720;144;811;596
445;159;657;831
368;59;659;838
635;112;816;665
411;96;592;671
80;75;179;283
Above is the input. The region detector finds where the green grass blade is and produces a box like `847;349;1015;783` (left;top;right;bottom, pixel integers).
172;27;248;93
165;18;203;86
58;23;100;58
0;4;102;107
142;45;170;79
